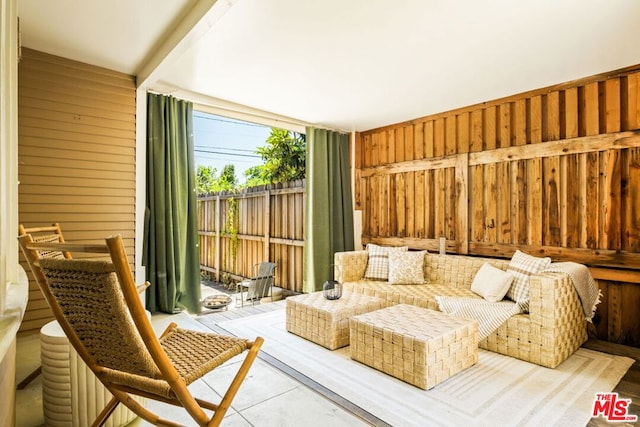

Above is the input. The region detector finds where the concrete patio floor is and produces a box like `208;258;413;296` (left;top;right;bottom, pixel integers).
14;284;374;427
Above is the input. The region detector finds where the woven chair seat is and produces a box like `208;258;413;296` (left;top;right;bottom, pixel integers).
18;234;263;427
102;328;251;399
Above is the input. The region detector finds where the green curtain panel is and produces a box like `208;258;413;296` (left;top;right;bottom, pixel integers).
144;93;201;314
303;127;355;293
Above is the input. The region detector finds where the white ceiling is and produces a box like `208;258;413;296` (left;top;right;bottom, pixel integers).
18;0;640;132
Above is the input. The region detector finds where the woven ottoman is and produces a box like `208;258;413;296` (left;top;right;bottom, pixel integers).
350;304;478;389
286;291;385;350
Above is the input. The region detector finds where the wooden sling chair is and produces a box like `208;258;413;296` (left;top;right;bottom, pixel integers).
16;223;150;389
16;223;71;389
18;234;264;427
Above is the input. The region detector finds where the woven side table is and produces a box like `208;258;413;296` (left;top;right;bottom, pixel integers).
41;320;143;426
286;291;385;350
350;304;478;389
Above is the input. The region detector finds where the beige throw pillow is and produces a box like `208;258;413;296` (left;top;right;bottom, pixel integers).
471;262;514;302
363;244;408;281
506;250;551;312
388;251;426;285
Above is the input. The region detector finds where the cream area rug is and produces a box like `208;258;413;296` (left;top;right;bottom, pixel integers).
218;309;633;427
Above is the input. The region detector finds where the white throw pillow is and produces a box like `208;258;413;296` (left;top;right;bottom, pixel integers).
471;263;514;302
363;244;408;281
506;250;551;312
388;251;426;285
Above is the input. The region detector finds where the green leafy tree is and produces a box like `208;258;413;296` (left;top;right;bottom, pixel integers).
243;165;265;188
196;165;217;194
196;164;238;194
217;164;237;191
255;128;306;184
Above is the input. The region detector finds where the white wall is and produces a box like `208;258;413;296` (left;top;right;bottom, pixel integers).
0;1;20;425
0;0;18;312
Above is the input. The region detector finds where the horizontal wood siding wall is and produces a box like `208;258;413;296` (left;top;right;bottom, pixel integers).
18;49;136;335
198;180;305;293
357;66;640;346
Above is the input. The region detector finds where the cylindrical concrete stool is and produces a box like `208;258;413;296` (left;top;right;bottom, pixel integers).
40;320;144;427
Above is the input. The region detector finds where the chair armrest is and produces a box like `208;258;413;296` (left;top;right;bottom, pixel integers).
528;272;585;331
136;281;151;294
334;250;368;283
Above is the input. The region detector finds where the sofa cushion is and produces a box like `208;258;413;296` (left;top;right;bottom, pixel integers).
342;281;480;312
388;251;426;285
471;262;514;302
506;250;551;312
363;244;408;281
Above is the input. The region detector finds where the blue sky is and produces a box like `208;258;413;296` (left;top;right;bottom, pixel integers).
193;112;272;183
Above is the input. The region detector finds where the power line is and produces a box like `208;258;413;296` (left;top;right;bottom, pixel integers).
193;145;257;153
193;112;271;129
194;148;261;159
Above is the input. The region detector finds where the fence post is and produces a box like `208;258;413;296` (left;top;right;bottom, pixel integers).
264;189;271;261
215;194;221;281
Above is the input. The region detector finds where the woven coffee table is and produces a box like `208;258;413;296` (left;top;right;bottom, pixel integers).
350;304;478;389
286;291;385;350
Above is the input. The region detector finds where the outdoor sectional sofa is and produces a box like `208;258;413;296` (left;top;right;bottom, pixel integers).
334;250;588;369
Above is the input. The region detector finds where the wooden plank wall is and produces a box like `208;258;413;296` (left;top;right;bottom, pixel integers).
198;180;305;292
17;49;136;335
356;66;640;346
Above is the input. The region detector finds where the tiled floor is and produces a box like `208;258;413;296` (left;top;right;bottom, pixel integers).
14;287;372;427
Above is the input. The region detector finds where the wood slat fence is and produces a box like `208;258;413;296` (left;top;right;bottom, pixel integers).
356;66;640;346
197;180;305;293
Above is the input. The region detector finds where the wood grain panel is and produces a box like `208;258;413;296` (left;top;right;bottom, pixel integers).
356;64;640;345
445;167;456;239
434;118;445;157
530;96;542;143
582;82;600;136
564;87;579;139
624;148;640;251
376;176;396;236
543;156;561;246
424;170;434;238
544;91;561;141
415;170;425;238
404;124;414;161
601;150;622;249
380;130;389;165
470;165;485;242
484;163;497;243
602;79;621;133
363;134;372;167
470;109;483;153
513;100;527;146
564;154;580;247
526;158;543;245
457;112;470;154
484;106;497;150
405;172;416;237
414;122;425;160
395;173;406;237
434;168;446;238
445;116;457;155
498;103;511;148
395;127;405;163
371;131;380;166
623;72;640;130
496;162;510;243
512;160;527;244
424;120;434;158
